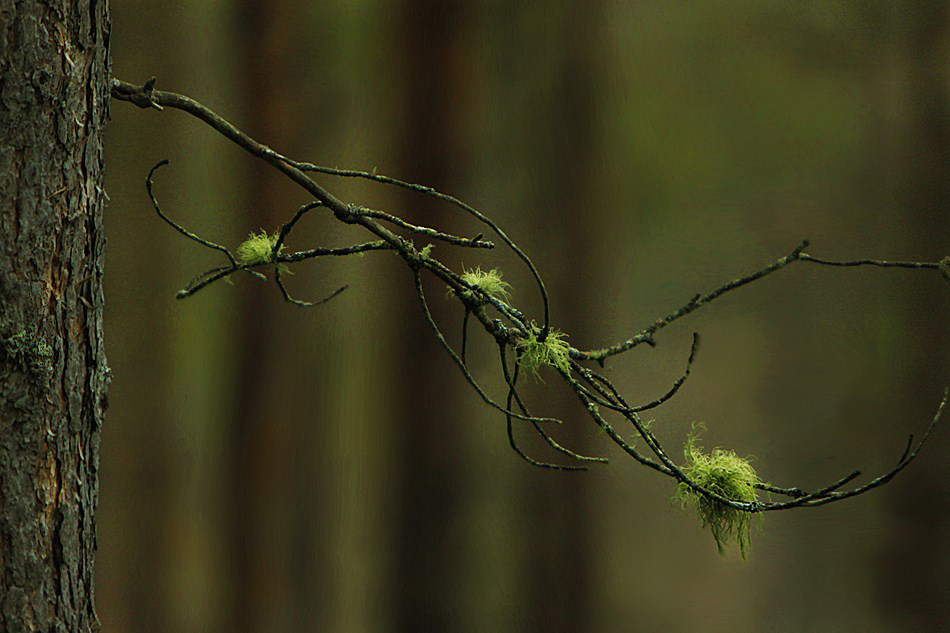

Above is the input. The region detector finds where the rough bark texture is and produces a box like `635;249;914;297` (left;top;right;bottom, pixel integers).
0;1;110;631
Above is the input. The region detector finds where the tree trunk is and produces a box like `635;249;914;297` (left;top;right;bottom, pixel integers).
0;1;110;631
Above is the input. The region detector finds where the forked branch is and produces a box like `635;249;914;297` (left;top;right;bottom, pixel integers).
113;76;949;556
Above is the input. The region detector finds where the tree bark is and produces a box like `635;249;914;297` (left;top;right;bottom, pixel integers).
0;1;110;631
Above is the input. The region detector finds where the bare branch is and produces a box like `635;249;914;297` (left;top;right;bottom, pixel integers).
799;252;945;271
574;241;809;363
352;205;495;249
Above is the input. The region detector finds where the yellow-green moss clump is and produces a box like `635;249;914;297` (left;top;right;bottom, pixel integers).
458;266;511;303
236;231;282;265
516;326;571;379
675;429;762;558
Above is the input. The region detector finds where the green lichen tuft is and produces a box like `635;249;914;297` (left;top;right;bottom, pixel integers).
675;427;761;558
457;266;511;303
939;256;950;282
420;243;435;259
515;325;571;379
236;231;282;265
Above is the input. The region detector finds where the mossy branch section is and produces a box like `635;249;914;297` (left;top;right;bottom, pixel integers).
675;429;762;558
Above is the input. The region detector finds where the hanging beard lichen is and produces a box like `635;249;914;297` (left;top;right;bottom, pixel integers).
675;428;762;558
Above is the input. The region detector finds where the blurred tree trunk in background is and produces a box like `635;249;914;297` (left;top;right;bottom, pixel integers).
876;2;950;628
96;1;174;626
515;3;605;630
391;2;475;629
99;3;244;630
0;1;110;631
229;0;344;630
229;1;295;630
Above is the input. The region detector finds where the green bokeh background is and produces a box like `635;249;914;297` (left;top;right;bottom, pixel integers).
101;2;949;631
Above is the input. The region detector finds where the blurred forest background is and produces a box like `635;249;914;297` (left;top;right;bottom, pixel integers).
100;1;949;632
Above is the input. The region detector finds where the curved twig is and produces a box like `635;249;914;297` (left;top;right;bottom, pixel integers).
273;201;324;255
499;345;586;471
412;269;563;426
499;343;608;469
353;206;495;249
146;160;238;267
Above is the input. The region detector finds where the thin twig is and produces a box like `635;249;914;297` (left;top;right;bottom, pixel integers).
799;252;941;270
460;309;470;365
274;265;347;308
273;201;323;255
627;333;701;413
575;241;809;363
146;160;237;267
353;206;495;249
499;344;587;471
769;388;947;510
